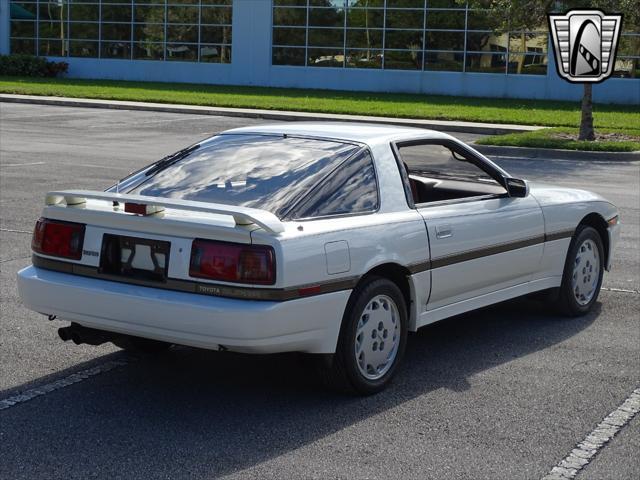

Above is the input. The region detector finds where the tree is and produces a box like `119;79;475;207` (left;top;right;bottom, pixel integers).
546;0;637;140
464;0;638;141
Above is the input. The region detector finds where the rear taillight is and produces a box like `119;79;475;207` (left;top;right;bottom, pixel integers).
32;218;85;260
189;239;275;285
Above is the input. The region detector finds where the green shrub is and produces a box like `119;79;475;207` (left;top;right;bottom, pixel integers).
0;54;68;77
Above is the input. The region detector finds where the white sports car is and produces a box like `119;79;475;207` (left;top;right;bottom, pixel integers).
17;123;620;394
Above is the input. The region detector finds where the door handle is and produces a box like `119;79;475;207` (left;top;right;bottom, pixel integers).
436;224;453;239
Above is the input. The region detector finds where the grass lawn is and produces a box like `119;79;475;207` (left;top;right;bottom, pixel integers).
1;76;639;131
476;127;640;152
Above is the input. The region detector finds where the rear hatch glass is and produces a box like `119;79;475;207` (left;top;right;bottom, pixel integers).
126;134;360;218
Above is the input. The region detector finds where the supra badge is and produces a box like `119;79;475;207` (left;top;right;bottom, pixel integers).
548;9;623;83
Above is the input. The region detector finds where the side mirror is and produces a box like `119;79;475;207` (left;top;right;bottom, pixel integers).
505;177;529;198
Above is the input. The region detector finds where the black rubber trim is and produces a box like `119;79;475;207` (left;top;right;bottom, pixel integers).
429;229;574;270
407;261;430;274
544;228;575;243
430;234;545;269
32;255;358;302
31;228;574;299
392;138;510;192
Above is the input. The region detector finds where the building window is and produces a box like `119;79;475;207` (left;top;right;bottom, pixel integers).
613;32;640;79
9;1;232;64
272;0;549;75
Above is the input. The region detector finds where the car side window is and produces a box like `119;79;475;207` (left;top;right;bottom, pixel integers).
290;149;379;219
397;141;506;205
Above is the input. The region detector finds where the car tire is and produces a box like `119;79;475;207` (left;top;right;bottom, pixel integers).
113;336;172;354
556;225;605;317
318;276;408;395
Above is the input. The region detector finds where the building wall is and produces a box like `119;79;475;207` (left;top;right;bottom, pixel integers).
1;0;10;54
4;0;639;105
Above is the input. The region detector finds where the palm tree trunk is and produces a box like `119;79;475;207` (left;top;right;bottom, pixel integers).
365;1;371;61
578;83;595;141
60;4;65;56
517;32;526;74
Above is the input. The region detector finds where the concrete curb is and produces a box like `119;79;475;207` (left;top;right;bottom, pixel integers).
0;93;542;136
473;143;640;162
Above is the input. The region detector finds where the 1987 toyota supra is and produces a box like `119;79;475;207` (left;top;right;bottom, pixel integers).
17;123;620;394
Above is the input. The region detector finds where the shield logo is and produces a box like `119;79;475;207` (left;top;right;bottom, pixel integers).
548;10;623;83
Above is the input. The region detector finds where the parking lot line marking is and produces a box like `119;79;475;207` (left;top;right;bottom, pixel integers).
0;255;30;264
72;163;131;170
0;358;133;412
1;162;46;167
0;228;31;234
602;286;639;294
541;387;640;480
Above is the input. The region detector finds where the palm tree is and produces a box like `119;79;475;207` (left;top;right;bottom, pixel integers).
465;0;636;141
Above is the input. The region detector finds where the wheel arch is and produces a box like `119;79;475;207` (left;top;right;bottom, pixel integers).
578;212;609;268
356;262;417;330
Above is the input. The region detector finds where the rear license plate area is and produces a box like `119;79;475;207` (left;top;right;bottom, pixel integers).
100;234;170;283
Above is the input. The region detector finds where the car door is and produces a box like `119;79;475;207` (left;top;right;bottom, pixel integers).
395;139;545;311
419;195;545;310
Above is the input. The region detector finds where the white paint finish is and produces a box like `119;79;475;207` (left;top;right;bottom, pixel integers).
533;238;572;281
407;270;431;331
530;183;618;233
17;124;622;356
368;140;414;213
435;223;453;239
529;183;620;273
46;189;284;233
324;240;351;275
419;195;543;257
17;266;351;354
530;183;609;207
419;195;545;309
418;277;562;328
224;123;454;146
43;202;254;245
607;222;621;271
256;211;429;289
427;246;543;311
542;202;596;234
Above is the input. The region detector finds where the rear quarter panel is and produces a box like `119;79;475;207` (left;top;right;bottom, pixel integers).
251;138;430;302
251;211;429;288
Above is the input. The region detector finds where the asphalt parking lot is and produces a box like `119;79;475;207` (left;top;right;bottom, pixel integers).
0;102;638;479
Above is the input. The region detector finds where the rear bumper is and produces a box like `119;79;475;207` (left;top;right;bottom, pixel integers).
17;266;350;354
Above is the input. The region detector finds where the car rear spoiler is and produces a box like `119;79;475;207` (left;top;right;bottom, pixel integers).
45;190;285;234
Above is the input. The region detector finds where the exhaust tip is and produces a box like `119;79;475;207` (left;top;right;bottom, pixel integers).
58;327;72;342
57;323;112;346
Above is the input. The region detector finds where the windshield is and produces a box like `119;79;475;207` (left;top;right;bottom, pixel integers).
127;134;360;217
